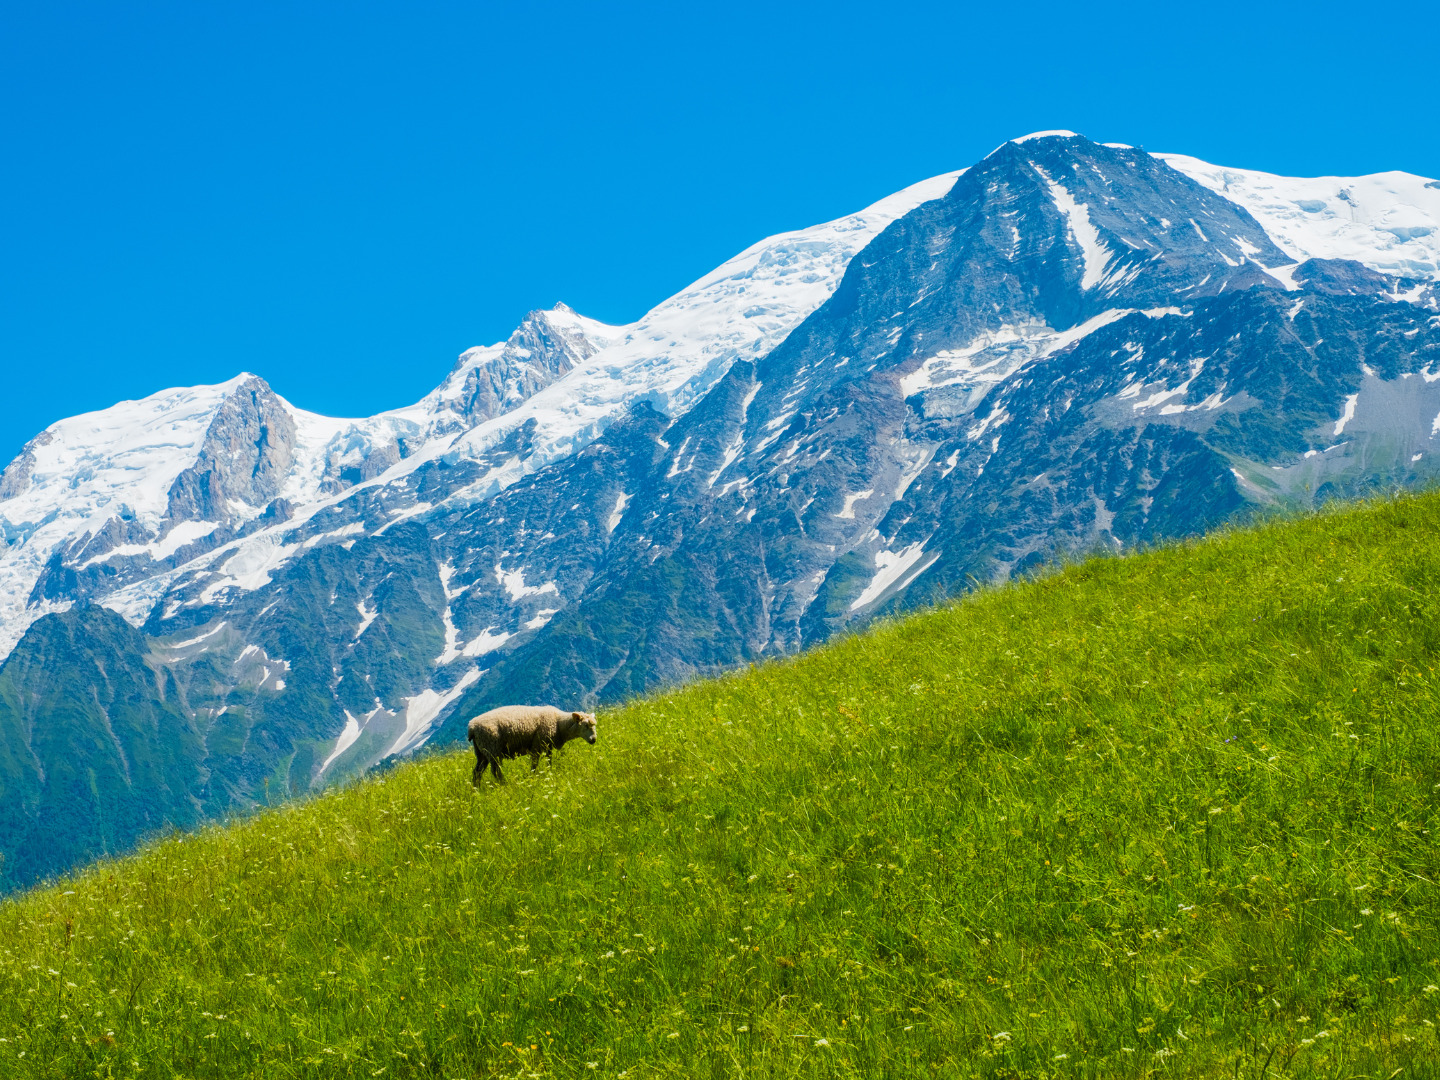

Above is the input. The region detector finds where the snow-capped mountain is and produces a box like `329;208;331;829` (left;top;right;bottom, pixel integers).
2;131;1437;888
0;170;956;660
1159;152;1440;279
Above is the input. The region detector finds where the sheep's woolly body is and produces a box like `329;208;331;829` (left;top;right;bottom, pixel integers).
467;705;597;785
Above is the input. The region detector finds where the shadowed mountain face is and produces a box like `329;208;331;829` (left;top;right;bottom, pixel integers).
0;606;205;885
2;134;1439;887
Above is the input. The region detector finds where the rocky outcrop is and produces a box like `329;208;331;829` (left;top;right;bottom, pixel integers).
456;306;601;425
0;431;50;499
165;376;297;524
318;428;406;493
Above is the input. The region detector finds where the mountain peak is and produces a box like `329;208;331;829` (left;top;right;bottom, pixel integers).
984;130;1086;159
1010;129;1082;143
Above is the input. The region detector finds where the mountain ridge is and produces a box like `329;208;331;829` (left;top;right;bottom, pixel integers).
2;131;1439;886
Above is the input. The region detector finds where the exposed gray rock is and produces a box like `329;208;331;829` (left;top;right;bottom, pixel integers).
318;429;406;494
165;376;297;523
456;306;601;424
0;431;50;499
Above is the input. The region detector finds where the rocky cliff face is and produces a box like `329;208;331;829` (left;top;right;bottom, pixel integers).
2;132;1438;887
0;432;50;501
166;376;299;522
454;305;605;426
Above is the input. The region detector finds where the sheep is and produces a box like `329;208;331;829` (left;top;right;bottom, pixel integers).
467;705;597;786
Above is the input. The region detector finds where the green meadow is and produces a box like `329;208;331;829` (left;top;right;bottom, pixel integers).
3;492;1440;1078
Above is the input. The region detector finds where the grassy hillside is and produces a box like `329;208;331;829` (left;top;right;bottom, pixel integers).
3;494;1440;1079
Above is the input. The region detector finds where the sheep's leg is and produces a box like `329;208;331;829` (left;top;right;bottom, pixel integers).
475;754;501;787
472;753;485;789
530;751;541;773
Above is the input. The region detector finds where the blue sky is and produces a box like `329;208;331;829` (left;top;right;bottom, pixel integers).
3;0;1437;464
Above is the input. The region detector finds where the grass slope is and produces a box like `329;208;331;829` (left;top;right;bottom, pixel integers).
4;494;1440;1079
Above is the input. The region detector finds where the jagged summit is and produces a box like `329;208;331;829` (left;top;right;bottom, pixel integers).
988;133;1440;282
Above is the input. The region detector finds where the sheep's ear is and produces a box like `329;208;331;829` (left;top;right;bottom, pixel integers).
573;712;584;721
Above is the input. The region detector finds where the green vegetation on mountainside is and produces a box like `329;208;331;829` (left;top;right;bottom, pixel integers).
0;521;459;892
3;493;1440;1079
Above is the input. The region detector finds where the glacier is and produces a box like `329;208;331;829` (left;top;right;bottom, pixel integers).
1159;153;1440;280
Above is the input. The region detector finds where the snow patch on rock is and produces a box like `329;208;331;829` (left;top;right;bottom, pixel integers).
850;542;938;611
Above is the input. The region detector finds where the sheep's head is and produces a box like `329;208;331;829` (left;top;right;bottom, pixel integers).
572;711;598;744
